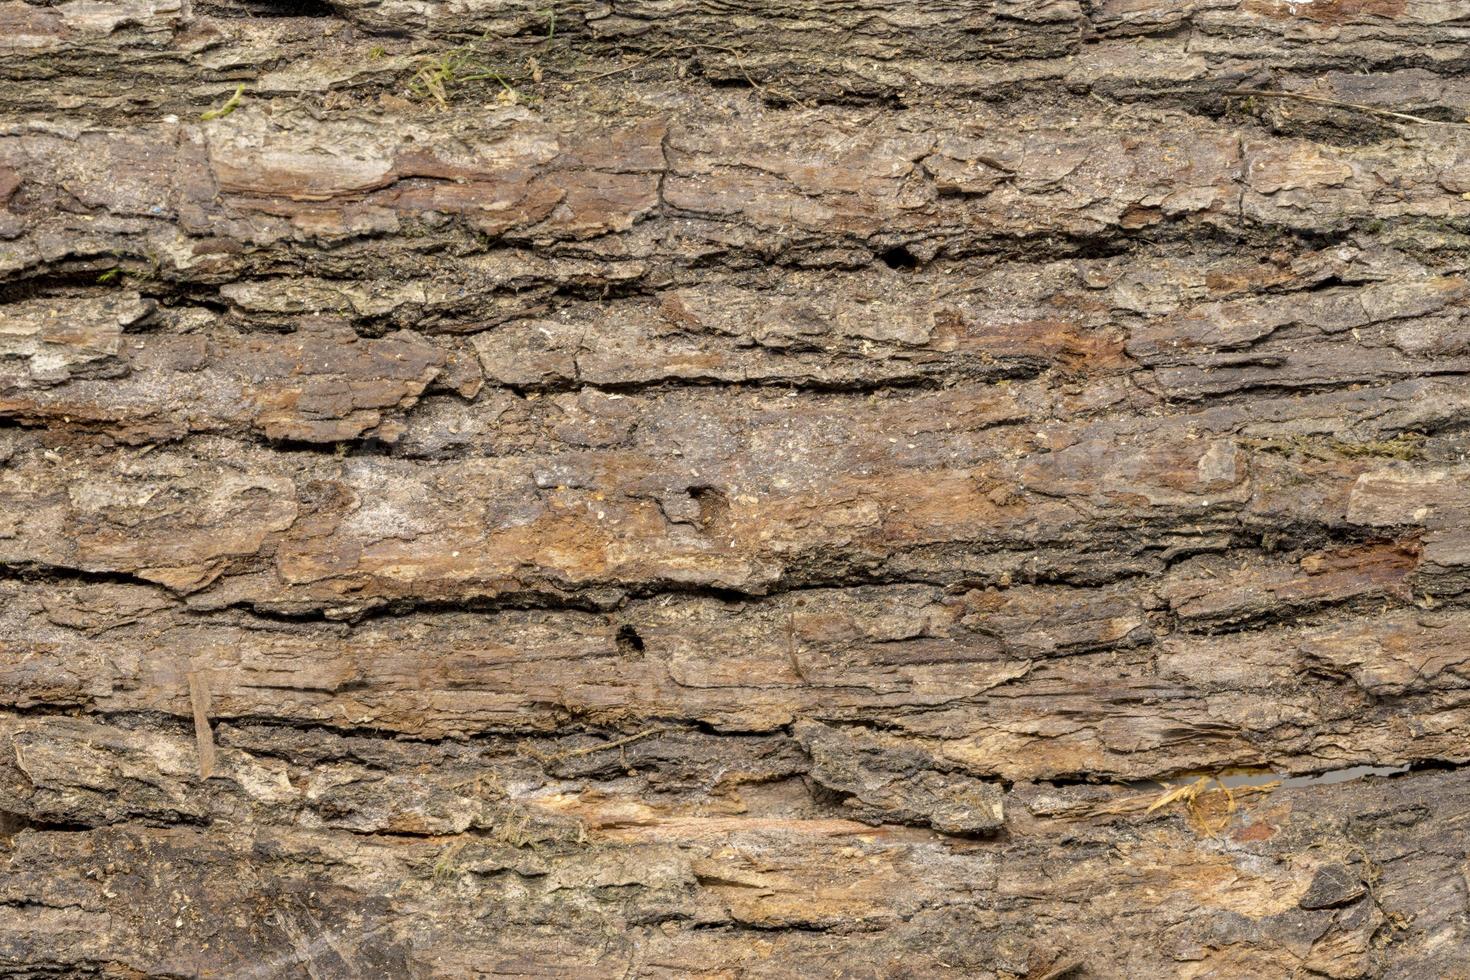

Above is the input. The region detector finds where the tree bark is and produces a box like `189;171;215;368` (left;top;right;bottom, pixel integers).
3;0;1470;976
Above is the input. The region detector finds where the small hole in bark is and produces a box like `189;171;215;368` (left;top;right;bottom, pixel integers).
616;625;646;655
878;245;918;271
688;485;730;527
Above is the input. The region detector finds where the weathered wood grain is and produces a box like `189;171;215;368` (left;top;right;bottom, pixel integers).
3;0;1470;975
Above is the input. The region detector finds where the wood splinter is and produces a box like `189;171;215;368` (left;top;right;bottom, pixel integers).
187;670;216;780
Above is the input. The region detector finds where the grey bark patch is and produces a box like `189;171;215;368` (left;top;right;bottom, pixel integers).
796;720;1004;834
1299;865;1367;910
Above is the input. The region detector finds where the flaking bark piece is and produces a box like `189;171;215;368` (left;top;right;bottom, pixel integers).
796;720;1004;834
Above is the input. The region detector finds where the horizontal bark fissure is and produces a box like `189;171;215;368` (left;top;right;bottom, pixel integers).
10;3;1470;974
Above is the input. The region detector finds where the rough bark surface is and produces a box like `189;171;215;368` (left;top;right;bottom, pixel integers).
4;1;1470;977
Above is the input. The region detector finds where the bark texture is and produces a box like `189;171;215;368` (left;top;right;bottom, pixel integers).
4;0;1470;976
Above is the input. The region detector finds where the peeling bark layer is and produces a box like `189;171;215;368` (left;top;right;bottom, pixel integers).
3;1;1470;977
